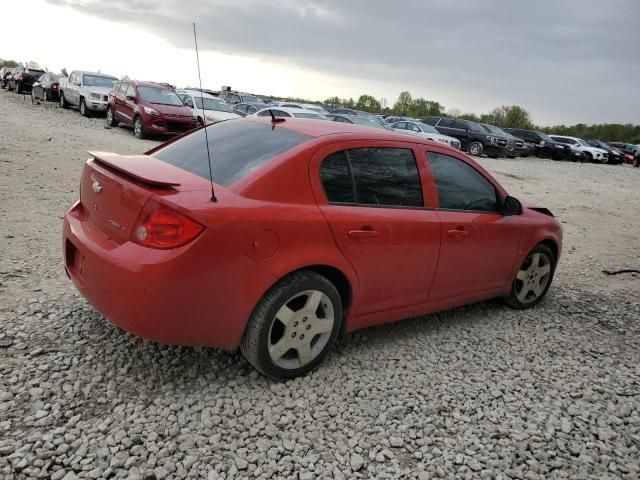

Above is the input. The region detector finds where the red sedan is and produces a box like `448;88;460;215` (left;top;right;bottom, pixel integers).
63;117;562;379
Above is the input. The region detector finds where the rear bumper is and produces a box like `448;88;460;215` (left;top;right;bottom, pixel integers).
62;201;275;349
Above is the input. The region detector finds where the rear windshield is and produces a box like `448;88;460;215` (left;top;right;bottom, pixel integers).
83;75;117;88
152;120;312;186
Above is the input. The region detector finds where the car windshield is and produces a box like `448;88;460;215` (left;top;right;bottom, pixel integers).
28;69;45;75
417;123;439;133
138;86;183;106
466;121;485;133
538;132;553;141
195;97;234;112
152;120;312;186
83;75;117;88
482;124;506;135
577;139;590;147
242;95;261;103
305;107;327;114
49;75;61;82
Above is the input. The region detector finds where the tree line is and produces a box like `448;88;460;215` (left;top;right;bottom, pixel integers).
321;92;640;144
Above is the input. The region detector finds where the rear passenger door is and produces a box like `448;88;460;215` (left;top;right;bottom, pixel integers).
311;142;441;317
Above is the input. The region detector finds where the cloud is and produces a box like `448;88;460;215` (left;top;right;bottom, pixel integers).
46;0;640;124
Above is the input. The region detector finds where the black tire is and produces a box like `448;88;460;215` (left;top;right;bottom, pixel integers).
503;244;556;310
133;116;146;139
506;155;516;159
106;106;118;127
60;92;69;109
43;89;48;102
79;98;91;117
468;141;483;156
16;82;22;94
584;152;593;163
240;270;342;380
633;157;639;168
197;117;204;127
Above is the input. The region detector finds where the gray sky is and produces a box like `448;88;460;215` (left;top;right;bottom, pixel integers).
14;1;640;125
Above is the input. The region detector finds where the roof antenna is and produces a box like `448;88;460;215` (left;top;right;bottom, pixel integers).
193;22;217;203
269;108;285;124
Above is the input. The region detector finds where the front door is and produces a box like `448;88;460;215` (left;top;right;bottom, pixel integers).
424;149;522;300
312;143;441;315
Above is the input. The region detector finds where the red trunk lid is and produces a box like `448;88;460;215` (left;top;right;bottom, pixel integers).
80;152;211;244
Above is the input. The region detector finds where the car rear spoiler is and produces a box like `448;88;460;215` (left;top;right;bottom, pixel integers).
88;151;181;187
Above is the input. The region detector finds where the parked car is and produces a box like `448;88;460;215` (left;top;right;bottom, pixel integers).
233;102;275;117
608;142;640;166
62;117;562;379
31;73;62;102
219;90;263;104
586;140;624;164
422;117;508;157
176;89;240;125
106;80;196;139
7;65;46;93
502;131;532;158
327;114;393;130
549;136;608;163
59;71;118;116
391;120;461;149
479;124;520;158
278;103;328;115
252;107;328;120
384;116;413;124
0;67;16;89
503;128;571;160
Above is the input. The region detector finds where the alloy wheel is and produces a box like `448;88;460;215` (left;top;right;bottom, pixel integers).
267;290;335;369
515;252;552;303
134;119;142;137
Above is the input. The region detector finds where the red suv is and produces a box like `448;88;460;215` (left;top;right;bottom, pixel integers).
106;81;196;139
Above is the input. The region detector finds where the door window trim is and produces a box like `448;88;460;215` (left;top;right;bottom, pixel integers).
422;148;506;215
315;143;430;210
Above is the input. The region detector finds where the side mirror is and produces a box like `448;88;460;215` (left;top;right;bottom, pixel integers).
501;196;522;216
73;81;81;86
125;95;136;101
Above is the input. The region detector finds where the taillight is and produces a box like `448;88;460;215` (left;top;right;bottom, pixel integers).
131;199;204;249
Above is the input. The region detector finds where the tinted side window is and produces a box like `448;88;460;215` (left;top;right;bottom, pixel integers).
320;151;355;203
349;148;423;207
428;152;498;212
437;118;456;128
126;85;136;98
453;120;469;130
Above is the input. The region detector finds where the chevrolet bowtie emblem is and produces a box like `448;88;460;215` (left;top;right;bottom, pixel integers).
92;181;103;194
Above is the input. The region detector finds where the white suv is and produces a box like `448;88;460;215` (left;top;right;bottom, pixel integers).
550;135;609;163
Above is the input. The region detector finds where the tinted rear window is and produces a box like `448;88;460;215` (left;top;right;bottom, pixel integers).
152;120;312;186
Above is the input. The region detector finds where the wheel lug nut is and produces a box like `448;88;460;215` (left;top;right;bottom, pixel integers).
294;321;299;327
306;325;311;330
291;332;296;338
303;317;307;322
300;334;305;340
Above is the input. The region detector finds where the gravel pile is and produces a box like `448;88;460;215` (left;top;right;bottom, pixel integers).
1;91;639;479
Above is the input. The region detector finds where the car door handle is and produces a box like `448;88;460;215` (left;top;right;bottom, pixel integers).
348;228;378;239
447;227;469;239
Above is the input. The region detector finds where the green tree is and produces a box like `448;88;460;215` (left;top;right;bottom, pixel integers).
324;96;341;106
394;91;413;115
0;59;19;69
409;98;444;118
355;94;381;112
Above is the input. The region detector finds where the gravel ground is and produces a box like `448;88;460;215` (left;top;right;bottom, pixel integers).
1;90;639;480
